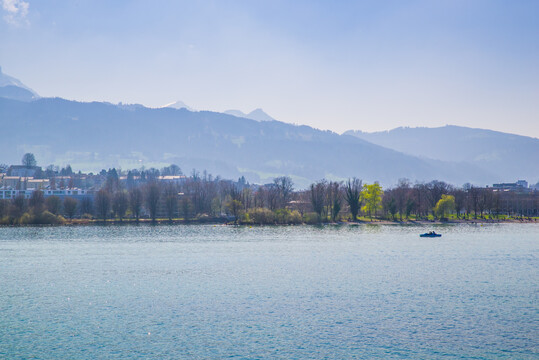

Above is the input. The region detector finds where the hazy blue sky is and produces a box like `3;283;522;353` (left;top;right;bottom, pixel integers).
1;0;538;137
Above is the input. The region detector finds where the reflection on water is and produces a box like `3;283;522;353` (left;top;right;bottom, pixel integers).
0;224;538;359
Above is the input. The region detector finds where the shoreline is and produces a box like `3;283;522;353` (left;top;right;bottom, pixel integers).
0;217;537;227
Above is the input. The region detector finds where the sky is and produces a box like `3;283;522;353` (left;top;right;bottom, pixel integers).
1;0;538;137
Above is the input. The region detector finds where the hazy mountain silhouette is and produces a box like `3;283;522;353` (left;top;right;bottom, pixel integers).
223;109;246;118
0;97;498;188
0;85;36;101
163;100;195;111
0;66;39;101
224;108;275;122
344;126;539;183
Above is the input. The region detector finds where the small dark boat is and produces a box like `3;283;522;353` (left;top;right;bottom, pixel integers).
420;231;442;237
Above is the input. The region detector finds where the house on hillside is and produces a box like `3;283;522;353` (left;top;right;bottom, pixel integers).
493;180;529;192
0;176;49;190
7;165;42;177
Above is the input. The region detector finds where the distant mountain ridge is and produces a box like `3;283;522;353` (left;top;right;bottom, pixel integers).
0;67;535;187
163;100;195;111
344;126;539;183
0;97;500;188
163;100;275;122
0;67;39;101
224;108;275;122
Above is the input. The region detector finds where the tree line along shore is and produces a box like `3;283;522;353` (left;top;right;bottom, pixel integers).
1;162;537;226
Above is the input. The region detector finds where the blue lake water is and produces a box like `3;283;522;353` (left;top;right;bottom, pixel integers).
0;224;538;359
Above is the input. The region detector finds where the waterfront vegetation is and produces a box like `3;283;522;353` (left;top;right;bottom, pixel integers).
1;166;537;226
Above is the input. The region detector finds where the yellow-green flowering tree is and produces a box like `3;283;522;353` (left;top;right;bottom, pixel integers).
434;194;455;219
361;183;383;220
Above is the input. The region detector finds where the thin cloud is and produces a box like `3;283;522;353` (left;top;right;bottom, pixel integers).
2;0;29;26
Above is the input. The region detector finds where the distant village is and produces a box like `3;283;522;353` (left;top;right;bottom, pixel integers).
0;153;538;224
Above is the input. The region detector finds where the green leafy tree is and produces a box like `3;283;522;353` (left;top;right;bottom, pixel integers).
361;183;383;220
434;194;455;219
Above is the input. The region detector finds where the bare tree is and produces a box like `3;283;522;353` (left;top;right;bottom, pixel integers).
112;191;129;221
384;194;397;220
163;184;178;221
274;176;294;208
10;195;26;219
345;178;362;221
469;186;480;219
29;190;45;214
394;179;410;221
180;197;192;220
427;180;450;218
0;199;9;218
452;188;466;219
95;189;111;221
145;182;161;222
22;153;37;167
80;197;93;216
129;188;143;221
63;197;78;219
310;180;327;222
328;181;342;222
413;183;430;219
161;164;182;176
46;196;62;215
226;199;243;224
269;184;281;211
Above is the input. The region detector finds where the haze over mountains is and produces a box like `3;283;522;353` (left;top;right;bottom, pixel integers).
1;69;537;188
345;127;539;185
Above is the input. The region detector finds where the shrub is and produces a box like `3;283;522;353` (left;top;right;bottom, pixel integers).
287;210;303;224
18;210;65;225
36;210;64;225
247;208;275;225
19;212;33;225
241;212;253;224
303;212;321;224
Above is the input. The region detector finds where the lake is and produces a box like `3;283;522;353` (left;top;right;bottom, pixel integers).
0;224;537;359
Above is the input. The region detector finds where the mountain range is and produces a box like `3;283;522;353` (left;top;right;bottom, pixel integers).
163;100;276;122
345;127;539;184
1;68;537;188
223;108;275;122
